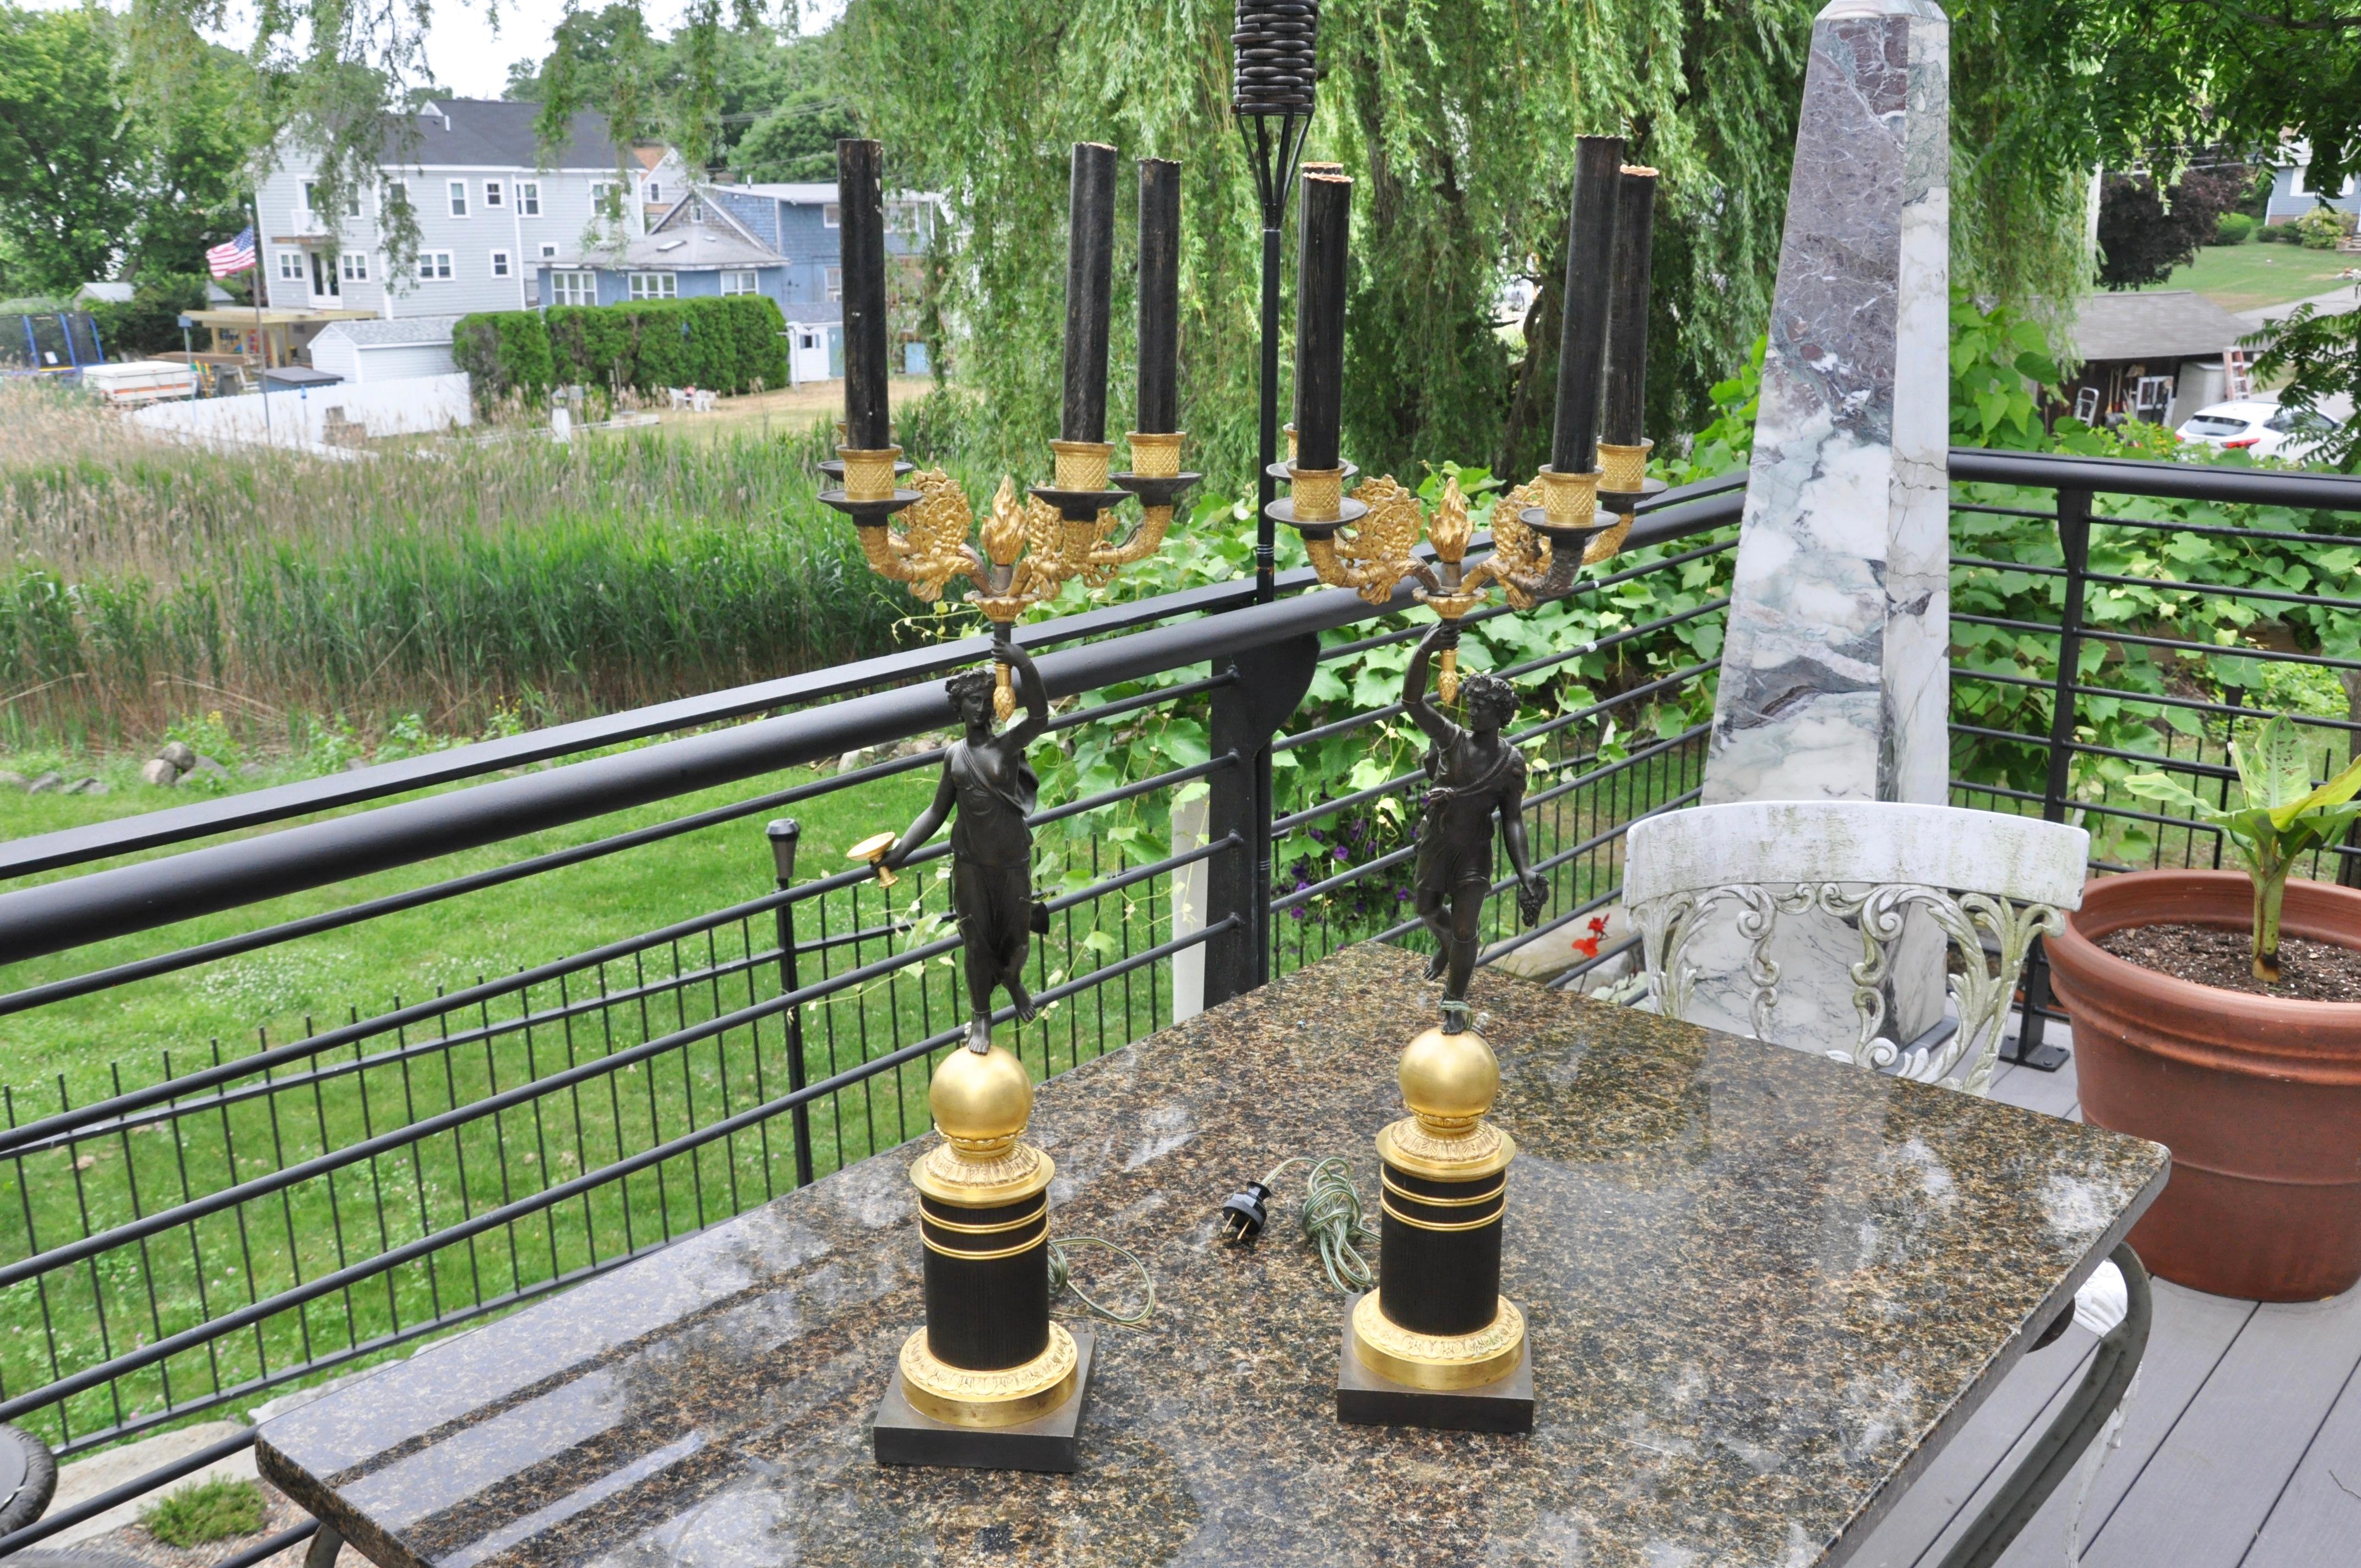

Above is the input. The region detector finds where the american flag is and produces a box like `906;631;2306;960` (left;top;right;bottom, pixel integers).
205;227;256;279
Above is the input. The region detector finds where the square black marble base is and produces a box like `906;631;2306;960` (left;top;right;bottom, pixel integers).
872;1324;1095;1473
1335;1295;1533;1433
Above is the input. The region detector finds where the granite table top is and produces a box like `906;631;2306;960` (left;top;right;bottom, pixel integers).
257;944;2168;1568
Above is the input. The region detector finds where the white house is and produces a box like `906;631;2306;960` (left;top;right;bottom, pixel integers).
253;99;673;321
307;316;461;383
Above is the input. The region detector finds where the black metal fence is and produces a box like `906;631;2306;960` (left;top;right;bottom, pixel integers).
0;449;2358;1560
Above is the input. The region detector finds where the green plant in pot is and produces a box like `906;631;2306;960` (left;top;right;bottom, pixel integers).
2124;714;2361;983
2050;710;2361;1302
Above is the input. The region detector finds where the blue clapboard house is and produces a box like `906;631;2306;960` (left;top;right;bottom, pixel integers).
536;181;939;384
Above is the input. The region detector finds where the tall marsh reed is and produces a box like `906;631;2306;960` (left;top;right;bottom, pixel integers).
0;381;905;748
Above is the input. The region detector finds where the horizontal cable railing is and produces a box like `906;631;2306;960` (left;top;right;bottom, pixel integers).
2;449;2359;1564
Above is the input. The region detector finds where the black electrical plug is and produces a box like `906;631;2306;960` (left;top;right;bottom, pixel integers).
1218;1179;1274;1244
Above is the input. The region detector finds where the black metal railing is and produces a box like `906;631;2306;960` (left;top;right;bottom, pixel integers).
2;449;2359;1561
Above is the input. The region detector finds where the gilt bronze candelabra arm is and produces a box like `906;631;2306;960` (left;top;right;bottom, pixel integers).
1268;460;1611;703
826;444;1158;720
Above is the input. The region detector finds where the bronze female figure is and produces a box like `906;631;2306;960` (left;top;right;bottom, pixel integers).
1405;624;1547;1020
884;646;1052;1052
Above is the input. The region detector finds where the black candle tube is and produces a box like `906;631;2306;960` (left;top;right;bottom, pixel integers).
1602;166;1659;448
1549;134;1624;474
1062;142;1119;444
1294;172;1351;471
1293;163;1342;439
1136;158;1182;435
837;138;891;450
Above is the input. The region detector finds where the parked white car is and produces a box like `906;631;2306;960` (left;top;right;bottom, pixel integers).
2174;399;2336;461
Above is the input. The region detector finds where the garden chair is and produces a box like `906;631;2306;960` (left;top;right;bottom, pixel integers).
1622;800;2087;1093
1622;800;2139;1565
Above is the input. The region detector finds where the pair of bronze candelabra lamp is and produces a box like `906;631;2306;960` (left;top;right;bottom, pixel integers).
818;131;1659;1466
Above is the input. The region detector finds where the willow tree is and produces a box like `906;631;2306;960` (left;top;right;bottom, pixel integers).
110;0;2276;480
838;0;2163;492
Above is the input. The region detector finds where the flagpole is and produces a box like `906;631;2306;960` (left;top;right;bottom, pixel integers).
251;198;270;447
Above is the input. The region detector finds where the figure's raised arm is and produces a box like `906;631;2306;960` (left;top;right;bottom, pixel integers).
1002;643;1051;748
1404;623;1455;745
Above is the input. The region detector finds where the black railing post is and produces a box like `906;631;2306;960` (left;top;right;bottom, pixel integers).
2011;486;2091;1072
1204;634;1323;1005
766;819;815;1188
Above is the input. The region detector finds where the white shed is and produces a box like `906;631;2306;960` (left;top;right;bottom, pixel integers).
307;316;461;384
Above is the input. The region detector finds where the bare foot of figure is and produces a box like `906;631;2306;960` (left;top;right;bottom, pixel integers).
1007;981;1040;1023
964;1014;993;1054
1425;950;1448;982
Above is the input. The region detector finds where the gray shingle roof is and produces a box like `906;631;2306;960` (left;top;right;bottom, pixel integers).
383;99;622;172
2070;290;2250;363
313;315;460;346
549;231;785;270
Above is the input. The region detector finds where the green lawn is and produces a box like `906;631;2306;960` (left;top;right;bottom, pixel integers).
2142;240;2361;313
0;752;939;1097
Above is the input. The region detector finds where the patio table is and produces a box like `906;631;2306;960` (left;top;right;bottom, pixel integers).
256;943;2167;1567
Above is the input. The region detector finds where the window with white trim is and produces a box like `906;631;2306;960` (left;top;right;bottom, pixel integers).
302;179;320;215
447;180;467;217
276;251;304;281
590;181;620;213
719;270;759;296
489;249;512;278
628;271;678;300
540;243;558;260
340;251;369;282
385;179;409;214
417;250;454;281
485;179;504;209
519;181;541;216
549;271;596;307
822;202;840;227
646;182;661;204
825;266;842;301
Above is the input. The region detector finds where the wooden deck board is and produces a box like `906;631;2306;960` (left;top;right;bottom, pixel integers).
2082;1288;2361;1567
2240;1352;2361;1566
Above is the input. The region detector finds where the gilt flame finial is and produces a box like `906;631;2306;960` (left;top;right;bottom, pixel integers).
982;476;1026;567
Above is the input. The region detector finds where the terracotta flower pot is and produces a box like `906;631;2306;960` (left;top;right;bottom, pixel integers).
2048;869;2361;1302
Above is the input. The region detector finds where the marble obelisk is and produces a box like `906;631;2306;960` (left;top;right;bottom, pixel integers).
1698;0;1951;1043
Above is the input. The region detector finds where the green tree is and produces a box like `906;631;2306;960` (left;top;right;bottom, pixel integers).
0;6;135;292
0;6;257;293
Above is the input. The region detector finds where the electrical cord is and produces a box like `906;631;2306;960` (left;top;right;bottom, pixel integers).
1218;1155;1378;1293
1049;1236;1156;1327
